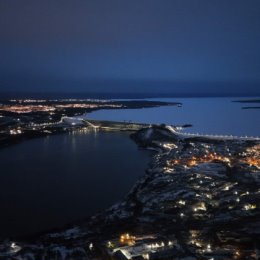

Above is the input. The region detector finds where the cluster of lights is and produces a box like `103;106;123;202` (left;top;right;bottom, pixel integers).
169;153;231;168
29;121;59;127
120;233;136;246
0;103;122;114
162;143;178;150
242;157;260;168
0;105;56;113
110;235;175;260
189;231;206;250
146;240;174;250
9;129;22;135
55;104;122;109
241;145;260;168
9;99;47;103
243;204;256;211
9;98;111;103
193;202;207;212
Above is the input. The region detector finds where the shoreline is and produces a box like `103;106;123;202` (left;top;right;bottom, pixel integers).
1;99;260;259
0;99;178;149
1;124;259;259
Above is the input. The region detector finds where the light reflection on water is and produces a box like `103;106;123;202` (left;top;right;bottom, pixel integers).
0;131;151;238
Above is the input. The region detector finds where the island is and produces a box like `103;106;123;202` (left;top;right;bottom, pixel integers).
232;99;260;110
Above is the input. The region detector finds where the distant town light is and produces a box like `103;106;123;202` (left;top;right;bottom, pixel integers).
244;204;256;211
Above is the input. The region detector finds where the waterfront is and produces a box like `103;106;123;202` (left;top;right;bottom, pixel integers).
85;97;260;137
0;130;151;239
2;124;259;260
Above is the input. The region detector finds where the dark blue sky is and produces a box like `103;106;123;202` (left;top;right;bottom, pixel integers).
0;0;260;95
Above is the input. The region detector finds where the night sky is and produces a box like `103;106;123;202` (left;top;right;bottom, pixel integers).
0;0;260;96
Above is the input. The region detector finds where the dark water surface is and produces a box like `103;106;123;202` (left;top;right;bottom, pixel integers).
0;131;151;239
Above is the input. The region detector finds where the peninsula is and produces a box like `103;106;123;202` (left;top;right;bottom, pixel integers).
0;121;259;260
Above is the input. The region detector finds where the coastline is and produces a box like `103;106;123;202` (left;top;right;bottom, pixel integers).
0;99;177;149
1;124;259;259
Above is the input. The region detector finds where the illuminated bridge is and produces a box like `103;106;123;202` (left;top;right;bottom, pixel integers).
61;117;260;141
165;125;260;141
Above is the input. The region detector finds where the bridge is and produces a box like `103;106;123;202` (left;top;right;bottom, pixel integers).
165;125;260;141
61;117;260;141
